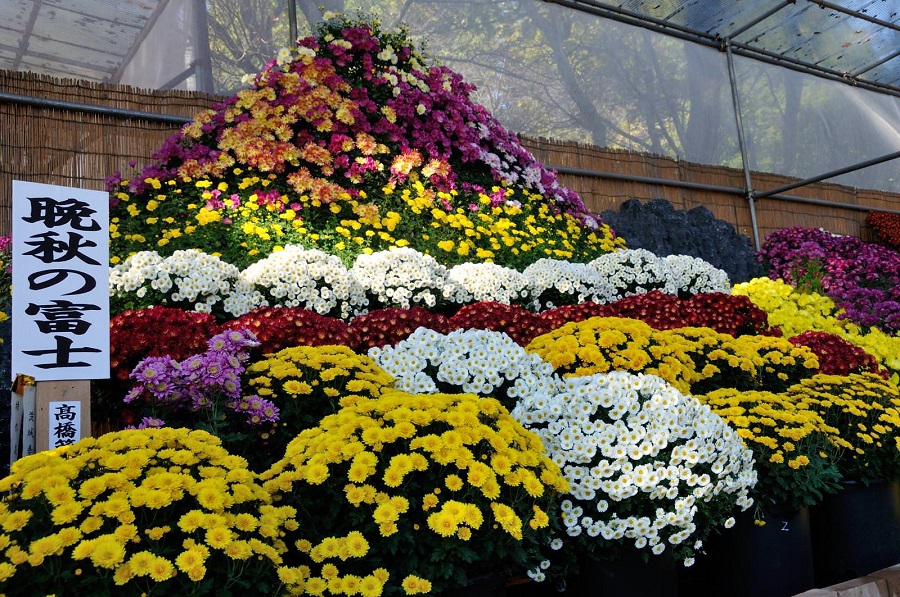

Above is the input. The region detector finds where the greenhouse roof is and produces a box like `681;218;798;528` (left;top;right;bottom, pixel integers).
553;0;899;96
0;0;172;84
0;0;897;96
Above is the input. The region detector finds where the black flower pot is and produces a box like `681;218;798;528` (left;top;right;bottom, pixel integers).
438;573;508;597
566;549;677;597
684;503;815;597
809;480;900;587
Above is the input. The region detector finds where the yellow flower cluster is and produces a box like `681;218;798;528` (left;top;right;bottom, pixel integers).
733;278;900;380
245;345;395;450
698;387;842;507
525;317;818;394
786;373;900;482
394;183;624;263
261;390;567;594
277;531;389;596
0;428;292;596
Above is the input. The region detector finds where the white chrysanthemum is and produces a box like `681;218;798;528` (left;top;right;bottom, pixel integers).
369;327;558;408
447;262;535;306
589;248;671;301
242;245;368;318
523;258;612;310
513;371;756;565
110;249;265;317
350;247;465;309
663;254;731;296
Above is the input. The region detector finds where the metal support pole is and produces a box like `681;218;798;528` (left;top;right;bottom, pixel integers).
725;41;761;251
191;0;214;93
288;0;298;44
754;150;900;199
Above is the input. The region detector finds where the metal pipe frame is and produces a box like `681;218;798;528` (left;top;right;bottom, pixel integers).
550;165;900;216
754;150;900;199
542;0;900;97
725;41;761;251
0;91;194;125
3;89;897;219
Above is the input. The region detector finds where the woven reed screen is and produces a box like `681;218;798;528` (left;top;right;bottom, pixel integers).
1;70;898;246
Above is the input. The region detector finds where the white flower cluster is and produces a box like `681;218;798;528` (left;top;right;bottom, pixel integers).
109;250;265;317
447;262;535;306
663;255;731;296
523;258;612;310
512;371;756;564
241;245;368;318
349;247;466;309
368;328;557;405
590;248;672;301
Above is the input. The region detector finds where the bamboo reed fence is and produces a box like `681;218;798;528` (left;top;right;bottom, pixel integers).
1;69;898;246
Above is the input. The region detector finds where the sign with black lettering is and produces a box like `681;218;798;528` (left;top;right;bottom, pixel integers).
12;181;109;380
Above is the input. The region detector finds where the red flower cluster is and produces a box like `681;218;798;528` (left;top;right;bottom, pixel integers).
867;211;900;250
109;306;219;381
539;301;608;331
448;302;551;346
538;291;778;337
222;306;357;356
788;331;886;378
682;293;778;337
599;292;687;330
349;307;452;351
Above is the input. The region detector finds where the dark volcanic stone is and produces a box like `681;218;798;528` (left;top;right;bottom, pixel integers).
601;199;762;283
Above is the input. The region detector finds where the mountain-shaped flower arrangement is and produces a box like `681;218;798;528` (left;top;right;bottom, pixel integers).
108;14;623;272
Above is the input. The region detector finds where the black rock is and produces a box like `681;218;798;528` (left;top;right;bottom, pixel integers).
601;199;762;283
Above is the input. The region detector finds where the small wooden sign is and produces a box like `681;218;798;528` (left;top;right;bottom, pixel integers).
35;380;91;451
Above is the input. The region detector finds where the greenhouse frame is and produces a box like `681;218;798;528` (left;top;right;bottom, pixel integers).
1;0;898;249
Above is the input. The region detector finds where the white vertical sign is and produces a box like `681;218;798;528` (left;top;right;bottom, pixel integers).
11;181;109;381
48;401;82;448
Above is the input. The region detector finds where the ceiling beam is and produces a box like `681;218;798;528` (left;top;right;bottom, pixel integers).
111;0;172;84
12;0;43;70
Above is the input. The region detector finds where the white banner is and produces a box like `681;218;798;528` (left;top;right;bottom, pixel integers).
11;181;109;381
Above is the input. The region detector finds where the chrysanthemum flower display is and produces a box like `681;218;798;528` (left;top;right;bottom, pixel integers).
241;245;368;318
688;332;819;395
681;292;776;337
536;291;774;337
447;301;551;346
511;371;756;566
867;211;900;250
589;248;672;299
349;247;465;311
221;306;358;357
788;331;886;378
526;317;818;395
523;258;612;310
733;277;900;379
368;328;557;411
786;373;900;484
348;306;451;351
662;254;732;298
123;329;279;467
109;307;220;383
697;387;842;509
760;227;900;334
261;390;569;594
593;291;687;330
0;428;292;596
446;261;536;307
109;250;264;318
107;15;622;271
243;344;394;465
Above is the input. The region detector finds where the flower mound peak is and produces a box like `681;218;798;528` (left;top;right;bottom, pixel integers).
109;14;622;271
